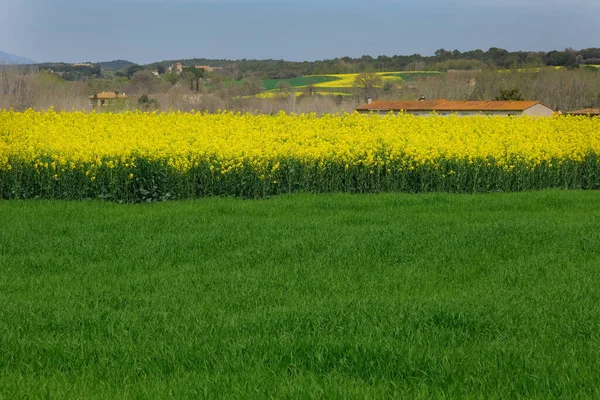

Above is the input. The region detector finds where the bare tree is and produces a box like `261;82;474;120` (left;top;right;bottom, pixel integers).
241;77;263;97
275;81;292;101
0;67;87;111
353;72;383;102
129;70;157;95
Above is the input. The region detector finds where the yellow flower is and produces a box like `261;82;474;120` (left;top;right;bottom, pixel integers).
0;109;598;197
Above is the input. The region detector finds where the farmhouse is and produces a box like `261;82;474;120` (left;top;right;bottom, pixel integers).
356;99;555;117
194;65;223;72
89;91;128;107
566;108;600;117
168;63;183;73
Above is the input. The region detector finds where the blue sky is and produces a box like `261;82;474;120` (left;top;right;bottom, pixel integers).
1;0;599;64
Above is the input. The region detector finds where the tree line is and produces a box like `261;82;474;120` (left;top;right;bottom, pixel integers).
151;47;600;79
11;46;600;83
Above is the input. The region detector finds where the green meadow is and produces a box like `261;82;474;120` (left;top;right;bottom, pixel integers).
1;191;600;398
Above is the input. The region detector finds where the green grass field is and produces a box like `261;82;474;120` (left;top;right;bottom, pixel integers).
2;191;600;398
262;76;341;91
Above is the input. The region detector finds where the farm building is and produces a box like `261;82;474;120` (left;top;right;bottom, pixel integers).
168;63;183;73
565;108;600;117
194;65;223;72
356;99;555;117
89;91;128;107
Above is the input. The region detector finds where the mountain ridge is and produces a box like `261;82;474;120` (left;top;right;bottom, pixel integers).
0;50;36;65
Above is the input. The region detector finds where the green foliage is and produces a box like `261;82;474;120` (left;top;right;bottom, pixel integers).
125;64;144;78
545;50;577;68
3;154;600;202
22;47;600;84
2;191;600;397
137;94;159;110
35;62;102;81
182;67;204;92
182;66;205;78
495;88;524;101
161;71;180;85
154;47;598;79
98;60;136;70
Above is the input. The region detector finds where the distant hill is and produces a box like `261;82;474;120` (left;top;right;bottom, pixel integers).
98;60;136;70
0;50;35;65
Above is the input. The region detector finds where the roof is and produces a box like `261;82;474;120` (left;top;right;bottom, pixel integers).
90;92;128;100
566;108;600;116
356;99;549;112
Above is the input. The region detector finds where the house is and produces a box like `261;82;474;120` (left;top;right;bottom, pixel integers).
565;108;600;117
194;65;223;72
356;99;555;117
89;91;128;107
168;63;183;73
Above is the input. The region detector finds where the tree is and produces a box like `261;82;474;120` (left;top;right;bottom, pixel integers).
487;47;510;68
545;51;577;68
162;72;180;85
353;72;383;101
435;49;452;61
130;70;156;94
90;64;102;77
275;81;292;100
125;64;143;79
156;64;166;75
182;67;205;92
241;76;263;97
137;94;159;109
495;88;524;101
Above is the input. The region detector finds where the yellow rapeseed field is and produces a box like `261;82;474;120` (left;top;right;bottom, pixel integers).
257;91;351;99
1;109;599;201
310;72;405;88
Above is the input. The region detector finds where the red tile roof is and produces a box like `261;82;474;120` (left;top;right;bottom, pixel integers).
356;99;548;112
89;91;128;100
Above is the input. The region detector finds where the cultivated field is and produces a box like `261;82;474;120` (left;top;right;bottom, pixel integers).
1;110;600;202
259;71;440;97
2;109;600;398
1;191;600;398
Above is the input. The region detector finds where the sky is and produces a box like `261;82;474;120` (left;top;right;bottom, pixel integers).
1;0;599;64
